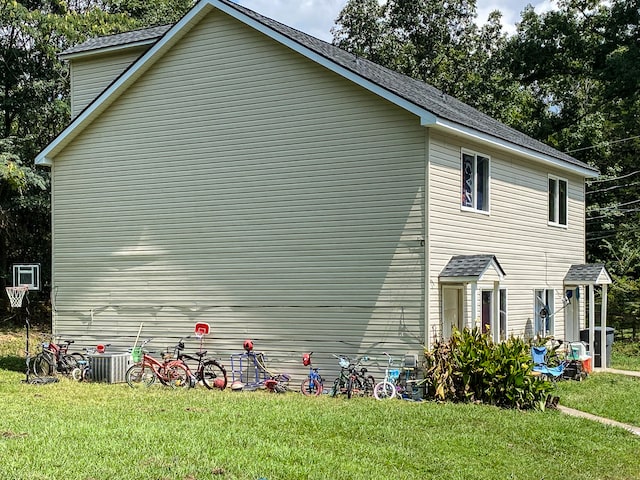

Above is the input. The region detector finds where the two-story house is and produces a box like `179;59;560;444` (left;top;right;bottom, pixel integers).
35;0;608;377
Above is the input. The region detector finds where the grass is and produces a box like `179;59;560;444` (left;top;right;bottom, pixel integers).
611;340;640;371
555;373;640;426
0;329;639;480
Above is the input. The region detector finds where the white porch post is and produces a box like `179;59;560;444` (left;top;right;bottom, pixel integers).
493;280;500;342
470;282;477;330
589;285;595;365
600;284;608;370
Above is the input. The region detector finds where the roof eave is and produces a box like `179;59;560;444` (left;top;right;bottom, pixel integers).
427;119;599;178
59;39;157;61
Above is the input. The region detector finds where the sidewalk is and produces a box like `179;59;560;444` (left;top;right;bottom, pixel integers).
557;405;640;436
558;368;640;436
605;368;640;378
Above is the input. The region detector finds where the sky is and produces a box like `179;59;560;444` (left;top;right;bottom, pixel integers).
234;0;558;41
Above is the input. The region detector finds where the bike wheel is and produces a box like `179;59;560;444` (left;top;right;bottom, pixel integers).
373;381;397;400
201;360;228;390
31;353;55;377
60;353;84;374
346;376;356;399
71;367;84;382
363;375;376;396
329;378;341;397
165;364;191;389
125;364;155;388
301;378;322;396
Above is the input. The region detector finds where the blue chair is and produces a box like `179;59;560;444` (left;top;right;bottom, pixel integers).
531;346;566;380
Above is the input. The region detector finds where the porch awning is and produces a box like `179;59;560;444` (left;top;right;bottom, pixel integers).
564;264;612;285
439;254;505;283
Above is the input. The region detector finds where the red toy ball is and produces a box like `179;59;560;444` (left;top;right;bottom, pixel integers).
243;339;254;352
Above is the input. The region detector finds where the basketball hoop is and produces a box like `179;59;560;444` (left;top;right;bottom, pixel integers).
6;285;28;308
194;322;210;338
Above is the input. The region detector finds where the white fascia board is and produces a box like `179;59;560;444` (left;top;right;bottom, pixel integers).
440;276;478;284
483;259;506;281
213;1;438;126
59;40;156;61
35;2;216;166
428;118;599;178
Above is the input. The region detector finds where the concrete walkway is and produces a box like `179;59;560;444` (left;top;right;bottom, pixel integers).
604;368;640;378
557;368;640;436
557;405;640;436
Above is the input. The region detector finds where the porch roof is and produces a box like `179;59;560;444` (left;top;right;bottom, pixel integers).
439;255;505;283
564;264;612;285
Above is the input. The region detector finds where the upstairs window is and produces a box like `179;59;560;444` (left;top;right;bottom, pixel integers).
461;150;490;212
548;176;568;226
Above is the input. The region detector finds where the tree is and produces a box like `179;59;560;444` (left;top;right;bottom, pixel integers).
501;0;640;337
0;0;195;317
332;0;518;118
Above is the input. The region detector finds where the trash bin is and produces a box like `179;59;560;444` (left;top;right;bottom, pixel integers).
579;327;614;368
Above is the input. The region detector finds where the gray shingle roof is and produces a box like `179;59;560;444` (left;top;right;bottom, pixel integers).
59;0;596;172
61;24;172;56
439;255;505;279
564;264;612;284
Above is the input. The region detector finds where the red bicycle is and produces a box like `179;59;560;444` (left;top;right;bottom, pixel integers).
125;339;192;389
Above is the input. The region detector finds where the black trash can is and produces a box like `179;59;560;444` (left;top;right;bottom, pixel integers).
579;327;614;368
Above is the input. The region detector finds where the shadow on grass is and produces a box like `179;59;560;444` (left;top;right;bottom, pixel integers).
0;355;28;372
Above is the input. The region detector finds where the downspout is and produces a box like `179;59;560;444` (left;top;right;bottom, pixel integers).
424;127;431;350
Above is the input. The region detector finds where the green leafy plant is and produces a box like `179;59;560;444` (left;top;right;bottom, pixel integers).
423;328;553;409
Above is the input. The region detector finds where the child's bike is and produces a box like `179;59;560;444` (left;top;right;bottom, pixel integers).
373;352;400;400
125;338;192;388
300;352;324;396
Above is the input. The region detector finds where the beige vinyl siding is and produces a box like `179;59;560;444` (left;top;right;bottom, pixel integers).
69;47;147;117
52;10;425;379
428;131;585;341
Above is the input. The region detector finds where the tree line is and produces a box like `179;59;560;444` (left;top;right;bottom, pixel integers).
1;0;638;338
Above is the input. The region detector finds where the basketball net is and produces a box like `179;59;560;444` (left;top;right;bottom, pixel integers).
6;286;28;308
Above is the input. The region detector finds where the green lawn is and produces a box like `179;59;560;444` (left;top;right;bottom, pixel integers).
0;370;638;480
556;373;640;426
0;330;638;479
611;340;640;371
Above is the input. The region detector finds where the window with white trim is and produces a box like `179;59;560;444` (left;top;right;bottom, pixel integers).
461;150;490;212
534;289;554;337
481;288;508;341
548;176;568;226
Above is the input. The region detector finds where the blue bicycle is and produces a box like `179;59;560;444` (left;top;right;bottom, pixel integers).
300;352;324;396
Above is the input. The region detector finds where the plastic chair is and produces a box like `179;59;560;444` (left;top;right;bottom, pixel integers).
531;346;566;380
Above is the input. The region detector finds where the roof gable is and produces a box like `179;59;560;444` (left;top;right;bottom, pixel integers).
439;255;506;283
36;0;598;177
564;264;612;285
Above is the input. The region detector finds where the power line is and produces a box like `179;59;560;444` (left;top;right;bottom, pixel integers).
565;134;640;154
587;198;640;214
587;208;640;221
587;180;640;194
587;170;640;185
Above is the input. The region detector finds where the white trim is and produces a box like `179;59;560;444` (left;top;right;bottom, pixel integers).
59;39;158;60
534;288;555;337
499;288;508;341
460;148;491;214
431;119;598;178
548;174;569;228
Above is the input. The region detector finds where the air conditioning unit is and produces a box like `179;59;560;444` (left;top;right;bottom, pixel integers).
88;353;132;383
